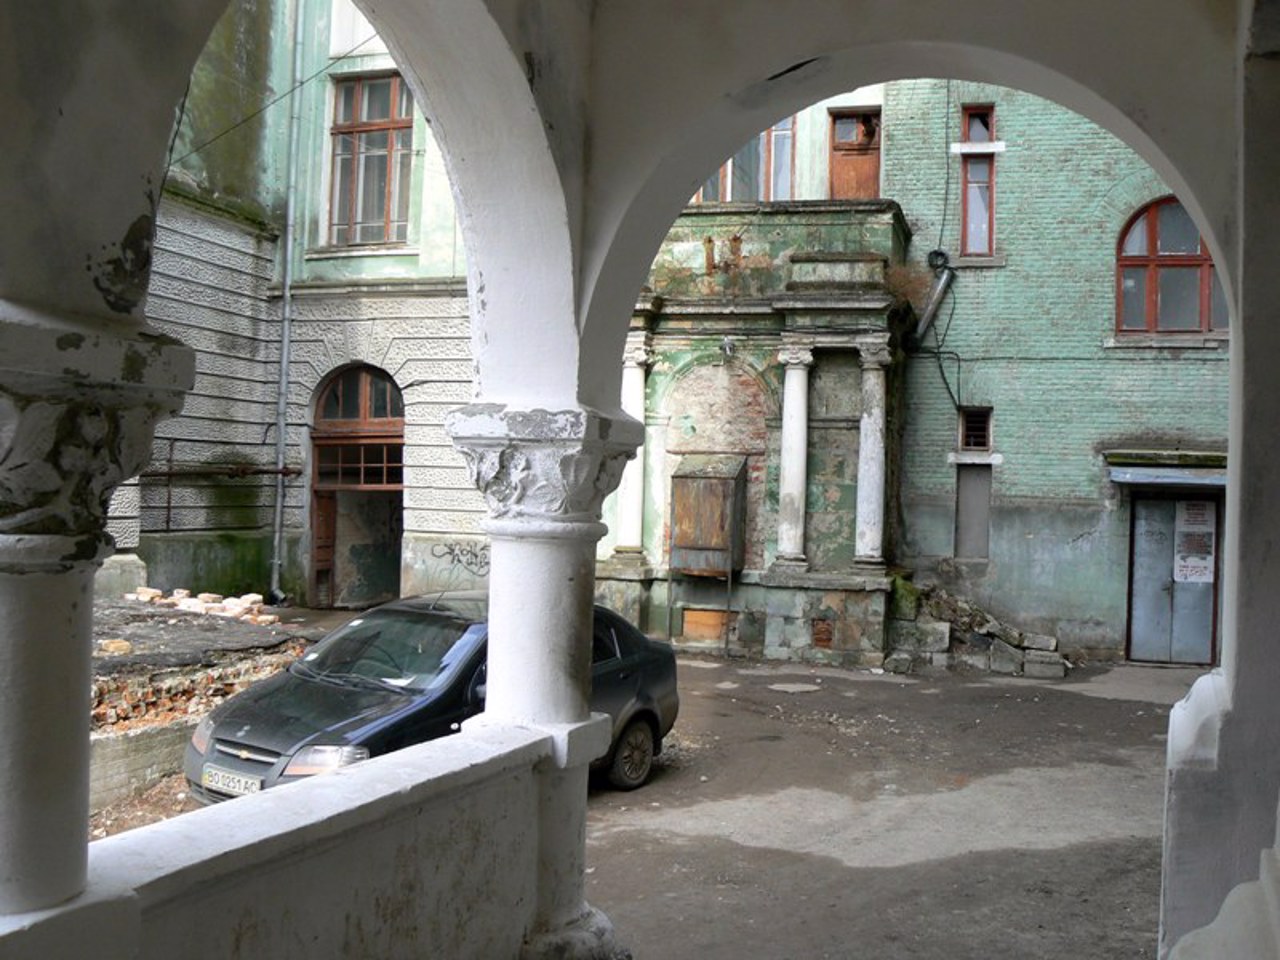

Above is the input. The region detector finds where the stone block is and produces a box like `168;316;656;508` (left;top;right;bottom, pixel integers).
1023;650;1067;679
1023;633;1058;652
990;638;1024;675
888;619;950;654
958;650;991;671
928;651;954;668
135;587;163;602
889;578;921;621
176;597;207;613
884;651;914;674
197;592;224;604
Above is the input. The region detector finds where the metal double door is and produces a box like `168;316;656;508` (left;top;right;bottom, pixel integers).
1128;497;1218;665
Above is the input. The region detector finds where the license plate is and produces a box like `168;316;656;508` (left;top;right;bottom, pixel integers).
202;764;263;797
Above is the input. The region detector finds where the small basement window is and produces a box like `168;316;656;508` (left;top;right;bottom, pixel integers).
959;408;992;451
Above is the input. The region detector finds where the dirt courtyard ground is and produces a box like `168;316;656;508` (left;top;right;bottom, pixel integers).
91;638;1199;959
586;657;1198;960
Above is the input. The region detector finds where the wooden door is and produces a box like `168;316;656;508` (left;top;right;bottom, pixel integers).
830;111;881;200
313;491;336;608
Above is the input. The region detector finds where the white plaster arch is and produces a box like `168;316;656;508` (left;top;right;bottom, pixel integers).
352;0;588;411
574;2;1237;414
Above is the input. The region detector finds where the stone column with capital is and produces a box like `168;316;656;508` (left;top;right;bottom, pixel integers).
445;403;642;959
0;312;192;914
774;344;814;568
855;338;892;563
613;335;651;560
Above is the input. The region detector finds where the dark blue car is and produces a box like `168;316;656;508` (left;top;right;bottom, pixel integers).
184;593;679;801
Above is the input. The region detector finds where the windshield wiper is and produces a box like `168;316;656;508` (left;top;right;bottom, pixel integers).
317;671;413;694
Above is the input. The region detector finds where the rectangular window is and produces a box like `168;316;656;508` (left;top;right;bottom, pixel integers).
695;118;795;203
961;106;995;256
959;408;992;451
330;74;414;246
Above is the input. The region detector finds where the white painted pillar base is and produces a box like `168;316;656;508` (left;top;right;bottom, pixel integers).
0;310;192;914
447;404;641;959
855;339;891;563
613;336;651;560
775;344;813;567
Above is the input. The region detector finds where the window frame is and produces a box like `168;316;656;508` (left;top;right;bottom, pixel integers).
313;366;406;491
960;105;996;257
328;72;415;247
694;116;796;204
1115;196;1226;336
959;407;993;452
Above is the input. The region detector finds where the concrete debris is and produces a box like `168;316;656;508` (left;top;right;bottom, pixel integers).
886;583;1071;679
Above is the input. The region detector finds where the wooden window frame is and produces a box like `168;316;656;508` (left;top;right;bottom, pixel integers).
830;109;881;154
329;73;414;247
960;105;996;257
693;117;796;204
1115;196;1226;335
314;367;405;491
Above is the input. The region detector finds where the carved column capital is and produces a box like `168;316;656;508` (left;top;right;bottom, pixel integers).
0;312;193;556
622;332;653;369
856;335;894;369
778;344;815;368
445;404;644;535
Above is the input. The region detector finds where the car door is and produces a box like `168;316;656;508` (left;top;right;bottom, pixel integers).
590;610;642;735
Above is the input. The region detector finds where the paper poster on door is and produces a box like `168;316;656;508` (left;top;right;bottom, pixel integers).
1173;500;1216;583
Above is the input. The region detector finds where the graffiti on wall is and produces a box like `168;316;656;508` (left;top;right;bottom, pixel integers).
431;541;491;577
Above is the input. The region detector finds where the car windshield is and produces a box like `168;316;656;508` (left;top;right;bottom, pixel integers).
294;608;483;693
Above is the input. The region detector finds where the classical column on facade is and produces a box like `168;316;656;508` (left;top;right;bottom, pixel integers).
613;333;652;561
0;313;192;913
855;336;892;564
445;403;642;958
774;342;814;568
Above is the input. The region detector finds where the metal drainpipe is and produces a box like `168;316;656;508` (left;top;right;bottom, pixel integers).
269;0;307;604
912;249;957;345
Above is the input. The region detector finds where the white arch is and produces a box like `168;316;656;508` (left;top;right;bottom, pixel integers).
356;0;587;410
574;2;1237;413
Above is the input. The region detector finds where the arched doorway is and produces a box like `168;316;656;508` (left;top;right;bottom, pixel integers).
311;364;405;608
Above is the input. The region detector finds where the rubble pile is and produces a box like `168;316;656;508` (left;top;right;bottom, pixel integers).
91;648;304;730
90;589;320;732
887;581;1071;679
125;587;280;625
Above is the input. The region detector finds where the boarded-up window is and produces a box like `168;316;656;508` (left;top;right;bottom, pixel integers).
955;464;992;559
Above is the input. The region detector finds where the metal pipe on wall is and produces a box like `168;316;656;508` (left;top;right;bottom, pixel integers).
269;0;307;604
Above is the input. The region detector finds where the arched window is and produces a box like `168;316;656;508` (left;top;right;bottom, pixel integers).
313;366;404;488
1117;197;1228;334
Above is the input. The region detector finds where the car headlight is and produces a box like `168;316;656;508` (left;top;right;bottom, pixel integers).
283;744;370;777
190;715;216;755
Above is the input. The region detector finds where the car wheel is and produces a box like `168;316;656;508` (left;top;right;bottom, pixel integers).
609;718;654;790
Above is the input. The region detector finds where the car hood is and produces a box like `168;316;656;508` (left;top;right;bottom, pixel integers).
208;670;427;756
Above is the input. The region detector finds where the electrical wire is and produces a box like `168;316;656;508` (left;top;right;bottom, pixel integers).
166;32;379;170
936;79;953;250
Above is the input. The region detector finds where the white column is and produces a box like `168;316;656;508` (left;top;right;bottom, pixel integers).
0;314;192;913
855;339;892;562
447;404;641;957
613;336;650;558
775;344;813;566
